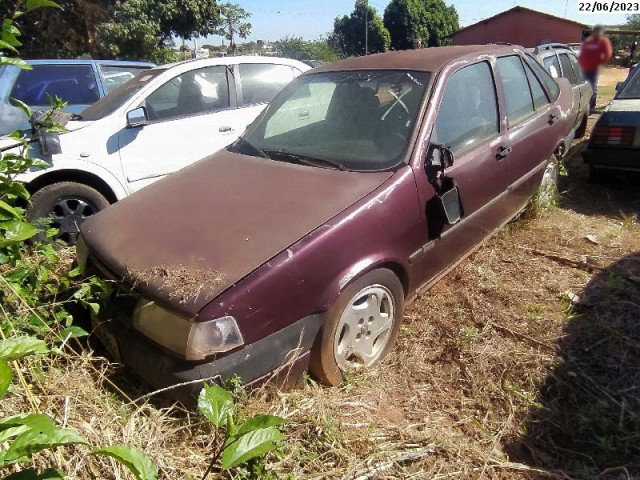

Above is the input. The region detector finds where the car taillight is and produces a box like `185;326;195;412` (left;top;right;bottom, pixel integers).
591;125;635;146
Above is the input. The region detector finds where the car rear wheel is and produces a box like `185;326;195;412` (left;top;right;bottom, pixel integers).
27;182;110;245
575;114;588;139
309;268;404;386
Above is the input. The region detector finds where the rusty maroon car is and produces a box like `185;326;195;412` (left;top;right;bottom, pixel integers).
78;45;574;402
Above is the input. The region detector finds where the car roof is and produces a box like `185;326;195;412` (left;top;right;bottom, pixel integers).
26;59;155;67
311;45;520;73
529;44;575;56
157;55;310;71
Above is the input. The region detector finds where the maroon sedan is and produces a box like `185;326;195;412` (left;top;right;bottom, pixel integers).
78;45;574;402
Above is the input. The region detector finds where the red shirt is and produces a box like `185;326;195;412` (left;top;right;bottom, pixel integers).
580;36;613;72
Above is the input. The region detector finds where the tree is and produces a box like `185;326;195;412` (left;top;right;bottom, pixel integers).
0;0;111;58
384;0;459;50
276;36;340;62
332;0;390;57
97;0;224;60
216;2;251;51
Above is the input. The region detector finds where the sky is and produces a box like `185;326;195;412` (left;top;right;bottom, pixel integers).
199;0;629;45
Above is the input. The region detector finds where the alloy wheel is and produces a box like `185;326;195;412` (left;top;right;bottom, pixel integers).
51;197;98;245
333;284;396;370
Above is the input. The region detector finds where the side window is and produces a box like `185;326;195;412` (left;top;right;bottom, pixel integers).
524;63;549;109
239;64;295;106
432;61;499;156
145;66;229;122
100;65;150;93
10;64;100;106
497;56;534;125
526;54;560;100
567;53;585;83
558;53;577;85
543;55;561;79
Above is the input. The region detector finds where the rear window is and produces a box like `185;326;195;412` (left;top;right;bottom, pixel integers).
558;53;577;85
10;64;100;106
542;55;561;78
526;54;560;101
100;65;151;94
239;64;296;106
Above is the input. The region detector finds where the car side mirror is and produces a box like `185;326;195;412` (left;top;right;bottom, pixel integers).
437;182;462;225
615;81;624;91
126;107;148;128
427;143;454;171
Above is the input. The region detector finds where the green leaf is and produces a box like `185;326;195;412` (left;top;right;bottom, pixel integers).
2;425;87;465
60;326;89;340
0;220;38;247
9;98;32;119
0;57;31;69
197;384;234;428
0;359;12;399
25;0;61;11
231;415;287;440
92;445;158;480
0;337;49;361
0;200;20;219
0;39;18;53
3;467;64;479
220;427;284;469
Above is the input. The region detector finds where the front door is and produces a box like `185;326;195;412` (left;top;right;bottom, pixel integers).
411;60;513;285
118;65;238;192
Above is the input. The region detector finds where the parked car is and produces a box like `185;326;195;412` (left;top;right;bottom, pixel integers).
582;63;640;179
0;59;154;137
5;56;309;244
530;43;591;139
79;45;573;403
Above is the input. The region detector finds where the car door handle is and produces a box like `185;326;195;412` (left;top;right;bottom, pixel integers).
548;114;559;125
219;126;234;133
496;146;512;160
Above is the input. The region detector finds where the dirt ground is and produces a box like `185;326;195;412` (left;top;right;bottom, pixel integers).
4;67;638;480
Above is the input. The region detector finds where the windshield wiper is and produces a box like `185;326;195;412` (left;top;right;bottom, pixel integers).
232;137;270;159
262;149;347;171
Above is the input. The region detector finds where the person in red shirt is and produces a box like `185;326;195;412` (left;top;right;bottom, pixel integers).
580;25;614;113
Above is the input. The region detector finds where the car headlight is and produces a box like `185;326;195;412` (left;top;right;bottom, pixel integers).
132;299;244;361
75;234;89;272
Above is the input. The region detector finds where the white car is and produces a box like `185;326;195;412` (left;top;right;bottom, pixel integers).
8;56;309;243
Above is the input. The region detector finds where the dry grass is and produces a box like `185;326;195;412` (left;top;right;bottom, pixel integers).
3;67;639;479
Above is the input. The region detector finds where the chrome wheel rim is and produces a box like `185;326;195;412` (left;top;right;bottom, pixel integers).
333;284;395;371
51;197;98;245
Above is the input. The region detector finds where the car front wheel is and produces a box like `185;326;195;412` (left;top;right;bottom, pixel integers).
309;268;404;386
27;181;110;245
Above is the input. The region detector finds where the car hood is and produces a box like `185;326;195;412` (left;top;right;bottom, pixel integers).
81;151;392;317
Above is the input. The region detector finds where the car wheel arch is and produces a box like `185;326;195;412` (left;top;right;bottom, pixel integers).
326;257;409;309
25;169;120;204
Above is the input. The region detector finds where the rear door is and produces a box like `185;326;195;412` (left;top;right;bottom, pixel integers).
495;54;560;205
118;64;239;192
566;52;591;121
233;63;300;134
557;52;582;127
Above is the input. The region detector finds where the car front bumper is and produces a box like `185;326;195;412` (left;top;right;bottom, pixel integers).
92;304;323;405
582;146;640;172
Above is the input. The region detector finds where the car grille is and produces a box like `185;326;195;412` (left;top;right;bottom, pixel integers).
591;125;636;146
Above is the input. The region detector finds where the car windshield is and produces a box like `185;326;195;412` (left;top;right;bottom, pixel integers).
232;70;430;171
81;68;166;121
617;67;640;99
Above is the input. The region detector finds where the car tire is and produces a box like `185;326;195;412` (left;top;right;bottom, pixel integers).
309;268;404;386
27;182;110;245
575;114;588;139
